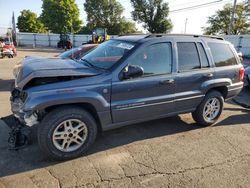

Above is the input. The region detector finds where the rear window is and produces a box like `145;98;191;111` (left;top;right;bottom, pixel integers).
208;43;238;67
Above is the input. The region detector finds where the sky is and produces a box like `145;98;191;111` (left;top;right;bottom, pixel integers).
0;0;245;34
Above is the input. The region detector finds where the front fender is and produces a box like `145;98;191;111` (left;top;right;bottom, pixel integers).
23;90;110;113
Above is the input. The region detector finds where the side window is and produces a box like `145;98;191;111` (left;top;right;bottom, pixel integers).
208;42;238;67
197;43;209;68
177;42;200;71
129;43;172;76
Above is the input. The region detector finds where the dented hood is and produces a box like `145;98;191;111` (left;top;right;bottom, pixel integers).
15;56;101;89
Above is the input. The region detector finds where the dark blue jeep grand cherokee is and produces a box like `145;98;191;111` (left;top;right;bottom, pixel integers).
11;34;244;160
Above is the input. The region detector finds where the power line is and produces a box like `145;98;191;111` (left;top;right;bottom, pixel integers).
118;0;231;14
118;0;232;21
170;0;224;12
169;0;214;7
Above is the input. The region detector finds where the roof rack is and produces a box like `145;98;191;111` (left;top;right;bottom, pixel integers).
144;34;224;40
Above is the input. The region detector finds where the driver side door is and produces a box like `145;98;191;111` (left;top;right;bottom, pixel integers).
111;42;176;123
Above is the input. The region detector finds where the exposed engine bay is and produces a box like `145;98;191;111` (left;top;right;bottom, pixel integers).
23;76;87;89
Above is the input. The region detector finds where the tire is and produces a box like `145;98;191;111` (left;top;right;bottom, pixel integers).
37;106;98;160
192;91;224;126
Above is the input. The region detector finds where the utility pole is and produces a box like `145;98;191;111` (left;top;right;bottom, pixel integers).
184;18;188;34
228;0;237;35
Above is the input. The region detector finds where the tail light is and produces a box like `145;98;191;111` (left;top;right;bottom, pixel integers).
239;67;245;81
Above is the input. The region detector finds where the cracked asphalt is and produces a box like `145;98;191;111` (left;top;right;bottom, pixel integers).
0;49;250;188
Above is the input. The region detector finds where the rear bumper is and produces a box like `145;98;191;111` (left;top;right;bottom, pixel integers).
226;82;244;100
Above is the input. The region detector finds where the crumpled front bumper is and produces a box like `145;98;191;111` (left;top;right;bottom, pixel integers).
11;97;25;123
10;89;38;127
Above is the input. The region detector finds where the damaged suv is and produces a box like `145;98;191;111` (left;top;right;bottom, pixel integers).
10;35;244;160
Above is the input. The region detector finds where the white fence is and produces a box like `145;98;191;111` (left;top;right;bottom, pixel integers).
224;35;250;57
16;32;93;47
16;32;250;57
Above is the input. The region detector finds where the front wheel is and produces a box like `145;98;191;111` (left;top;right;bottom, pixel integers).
192;91;224;126
37;107;97;160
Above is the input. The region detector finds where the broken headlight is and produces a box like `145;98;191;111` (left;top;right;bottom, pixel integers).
11;89;28;102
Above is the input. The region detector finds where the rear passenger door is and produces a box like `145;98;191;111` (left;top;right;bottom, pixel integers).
175;40;214;112
111;42;175;123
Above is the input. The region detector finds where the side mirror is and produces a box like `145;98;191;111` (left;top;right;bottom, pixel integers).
123;65;144;80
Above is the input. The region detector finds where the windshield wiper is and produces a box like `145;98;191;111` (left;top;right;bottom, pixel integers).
80;59;96;68
80;59;105;70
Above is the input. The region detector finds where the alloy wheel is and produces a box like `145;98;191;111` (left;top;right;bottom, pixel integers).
52;119;88;152
203;98;221;122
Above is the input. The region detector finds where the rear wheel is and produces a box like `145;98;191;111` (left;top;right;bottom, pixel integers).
192;91;224;126
37;107;97;160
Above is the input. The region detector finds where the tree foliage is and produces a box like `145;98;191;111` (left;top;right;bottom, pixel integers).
130;0;172;33
203;3;250;35
17;10;46;33
77;25;92;34
118;19;138;34
84;0;137;35
41;0;82;34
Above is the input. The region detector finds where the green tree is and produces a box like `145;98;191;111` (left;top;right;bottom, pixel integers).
17;10;46;33
84;0;137;35
130;0;172;33
118;19;138;34
41;0;82;34
203;3;250;35
77;25;92;34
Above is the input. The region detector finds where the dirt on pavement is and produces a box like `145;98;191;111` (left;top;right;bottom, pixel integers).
0;48;250;188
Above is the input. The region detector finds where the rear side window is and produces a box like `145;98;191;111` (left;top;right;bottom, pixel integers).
208;43;238;67
177;42;200;71
130;42;172;76
197;43;209;68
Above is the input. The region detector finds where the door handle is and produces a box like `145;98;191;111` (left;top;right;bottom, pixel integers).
204;73;213;78
159;79;174;85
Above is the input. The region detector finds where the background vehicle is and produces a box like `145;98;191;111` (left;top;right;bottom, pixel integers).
0;36;17;58
83;28;110;44
57;34;72;49
1;48;14;58
12;44;97;77
244;66;250;87
9;34;244;160
58;44;97;60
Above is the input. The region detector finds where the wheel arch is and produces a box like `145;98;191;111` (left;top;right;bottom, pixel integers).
206;86;228;99
201;79;230;99
43;103;103;132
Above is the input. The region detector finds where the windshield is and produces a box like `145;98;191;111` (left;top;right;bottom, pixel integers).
81;40;135;69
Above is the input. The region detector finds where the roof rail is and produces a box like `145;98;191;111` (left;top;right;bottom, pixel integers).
118;33;148;37
144;34;224;40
